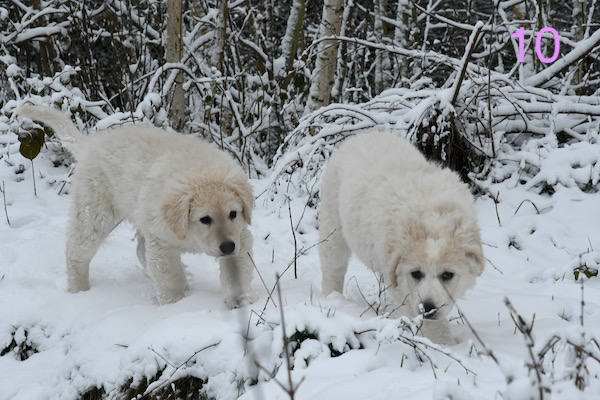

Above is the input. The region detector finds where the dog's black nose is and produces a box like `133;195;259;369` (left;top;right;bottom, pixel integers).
220;241;236;255
422;302;437;319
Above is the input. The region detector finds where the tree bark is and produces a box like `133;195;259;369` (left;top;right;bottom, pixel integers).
374;0;390;94
166;0;184;131
572;0;587;91
282;0;305;72
304;0;344;115
394;0;411;84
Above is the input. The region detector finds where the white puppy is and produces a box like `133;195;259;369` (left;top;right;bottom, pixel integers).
15;105;255;308
319;130;484;344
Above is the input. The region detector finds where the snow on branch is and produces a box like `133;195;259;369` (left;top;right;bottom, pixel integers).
525;29;600;88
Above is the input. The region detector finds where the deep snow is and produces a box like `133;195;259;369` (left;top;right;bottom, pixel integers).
2;119;600;400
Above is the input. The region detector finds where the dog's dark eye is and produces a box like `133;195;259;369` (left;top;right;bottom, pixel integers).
229;211;237;220
200;216;212;225
411;270;423;281
441;271;454;282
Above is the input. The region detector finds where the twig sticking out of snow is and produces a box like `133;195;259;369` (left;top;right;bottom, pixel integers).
346;273;400;318
144;342;219;397
248;252;277;308
454;277;600;399
1;181;9;226
347;275;476;375
370;314;479;377
255;274;305;400
505;298;547;399
256;231;335;323
287;196;298;279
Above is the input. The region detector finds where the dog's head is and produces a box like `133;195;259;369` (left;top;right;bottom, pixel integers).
389;213;484;320
161;169;254;257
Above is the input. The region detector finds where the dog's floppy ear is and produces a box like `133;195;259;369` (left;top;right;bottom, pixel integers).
466;246;485;275
389;251;403;287
228;174;254;224
452;217;485;276
161;191;193;240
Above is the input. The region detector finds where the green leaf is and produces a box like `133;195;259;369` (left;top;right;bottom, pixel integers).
584;269;598;278
573;266;598;280
18;128;45;160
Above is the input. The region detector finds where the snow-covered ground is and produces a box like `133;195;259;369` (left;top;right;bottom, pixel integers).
2;119;600;400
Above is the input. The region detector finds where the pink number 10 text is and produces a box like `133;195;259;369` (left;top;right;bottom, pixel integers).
511;27;560;64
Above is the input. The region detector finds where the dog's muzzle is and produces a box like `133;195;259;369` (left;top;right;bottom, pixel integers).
421;301;438;320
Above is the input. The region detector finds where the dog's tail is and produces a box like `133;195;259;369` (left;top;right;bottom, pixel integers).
14;105;83;153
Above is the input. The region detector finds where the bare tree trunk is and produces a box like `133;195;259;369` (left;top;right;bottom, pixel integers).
213;0;228;72
304;0;343;115
374;0;390;94
282;0;305;72
166;0;184;131
332;0;354;103
572;0;587;91
213;0;233;137
394;0;411;85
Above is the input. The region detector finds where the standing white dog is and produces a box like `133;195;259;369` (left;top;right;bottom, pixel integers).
15;105;255;308
319;130;484;344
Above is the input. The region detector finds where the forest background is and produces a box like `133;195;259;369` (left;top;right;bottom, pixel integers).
2;0;600;181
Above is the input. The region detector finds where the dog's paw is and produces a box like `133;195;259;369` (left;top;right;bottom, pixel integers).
224;293;256;309
67;278;90;293
156;290;185;305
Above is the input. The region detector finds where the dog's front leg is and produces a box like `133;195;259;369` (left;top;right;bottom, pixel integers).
144;235;187;304
419;319;457;346
219;227;255;308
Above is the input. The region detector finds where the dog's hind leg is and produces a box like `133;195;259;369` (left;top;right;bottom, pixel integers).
65;189;119;293
318;172;351;296
144;235;186;304
219;227;255;309
135;231;146;268
319;223;351;295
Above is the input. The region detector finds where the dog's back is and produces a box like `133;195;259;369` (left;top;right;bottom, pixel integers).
14;106;242;218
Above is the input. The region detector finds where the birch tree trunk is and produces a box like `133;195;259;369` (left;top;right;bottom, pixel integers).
332;0;354;103
304;0;343;115
282;0;305;72
166;0;184;131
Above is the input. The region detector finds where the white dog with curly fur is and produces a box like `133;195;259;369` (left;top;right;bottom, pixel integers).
319;130;484;345
15;105;255;308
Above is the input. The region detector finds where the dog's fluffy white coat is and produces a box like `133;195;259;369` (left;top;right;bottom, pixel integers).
15;106;255;307
319;131;484;344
